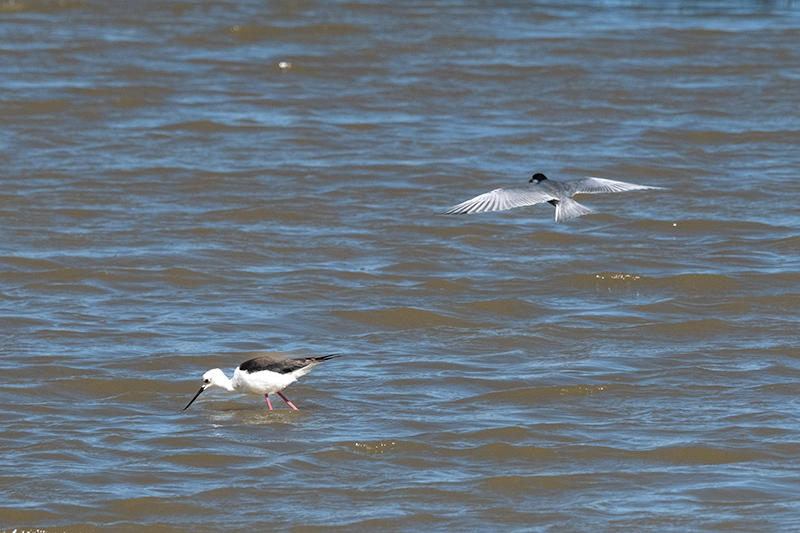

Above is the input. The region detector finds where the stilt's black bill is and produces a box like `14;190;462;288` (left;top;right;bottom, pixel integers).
183;386;205;411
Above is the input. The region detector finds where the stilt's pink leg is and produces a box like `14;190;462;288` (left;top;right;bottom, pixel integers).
277;391;299;410
265;395;273;410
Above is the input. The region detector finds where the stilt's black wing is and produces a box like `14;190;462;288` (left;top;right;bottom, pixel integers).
238;354;340;375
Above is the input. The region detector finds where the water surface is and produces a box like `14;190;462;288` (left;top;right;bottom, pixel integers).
2;1;800;531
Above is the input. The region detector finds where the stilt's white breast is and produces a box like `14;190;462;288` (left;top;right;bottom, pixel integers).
232;366;299;396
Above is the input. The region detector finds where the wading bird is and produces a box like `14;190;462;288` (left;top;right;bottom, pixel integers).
183;353;340;411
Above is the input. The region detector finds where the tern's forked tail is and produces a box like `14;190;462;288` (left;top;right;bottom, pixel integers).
553;197;597;223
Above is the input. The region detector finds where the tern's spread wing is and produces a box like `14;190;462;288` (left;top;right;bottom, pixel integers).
440;186;555;215
568;177;665;195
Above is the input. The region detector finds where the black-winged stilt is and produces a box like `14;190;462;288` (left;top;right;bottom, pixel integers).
183;353;340;411
440;172;665;222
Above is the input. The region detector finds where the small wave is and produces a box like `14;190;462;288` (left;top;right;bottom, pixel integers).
334;307;483;329
558;271;742;294
1;98;71;116
466;298;544;318
157;267;225;287
644;128;800;146
638;318;732;337
0;255;63;271
631;445;767;464
227;23;367;43
70;85;174;108
0;0;87;13
156;120;264;133
416;278;471;293
455;442;557;460
463;384;612;406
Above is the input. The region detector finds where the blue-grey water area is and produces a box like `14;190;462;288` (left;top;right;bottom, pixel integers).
2;1;800;531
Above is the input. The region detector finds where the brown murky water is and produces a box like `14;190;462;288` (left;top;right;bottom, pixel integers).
2;1;800;531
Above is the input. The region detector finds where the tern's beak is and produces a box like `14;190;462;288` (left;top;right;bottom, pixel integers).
183;385;206;411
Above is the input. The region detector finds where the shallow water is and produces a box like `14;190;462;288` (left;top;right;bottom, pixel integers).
2;1;800;531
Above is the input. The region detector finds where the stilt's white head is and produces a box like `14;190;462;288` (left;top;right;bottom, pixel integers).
202;368;230;389
183;368;229;411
